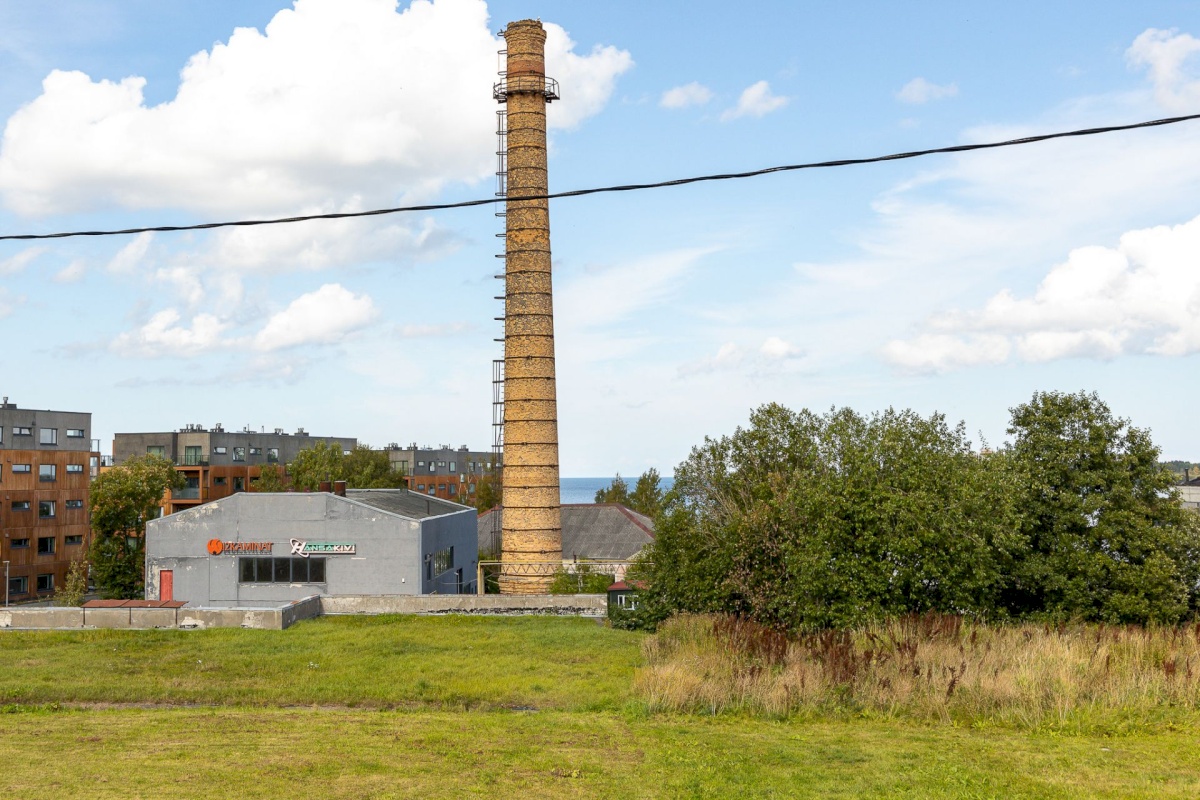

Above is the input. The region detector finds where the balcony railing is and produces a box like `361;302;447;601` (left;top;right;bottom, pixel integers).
176;455;208;466
173;487;201;500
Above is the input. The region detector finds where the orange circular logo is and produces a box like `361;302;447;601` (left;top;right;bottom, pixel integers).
207;539;224;555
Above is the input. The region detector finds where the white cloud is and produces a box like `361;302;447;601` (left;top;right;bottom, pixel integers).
883;214;1200;372
896;77;958;105
0;0;631;216
0;287;25;318
557;246;717;330
660;81;713;109
52;259;86;284
105;231;153;275
720;80;788;121
882;334;1010;374
1127;28;1200;112
544;23;634;130
110;309;229;357
154;266;206;306
678;342;744;376
0;246;43;275
760;336;803;360
253;283;378;351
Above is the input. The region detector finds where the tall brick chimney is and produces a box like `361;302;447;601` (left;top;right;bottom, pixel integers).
495;20;562;593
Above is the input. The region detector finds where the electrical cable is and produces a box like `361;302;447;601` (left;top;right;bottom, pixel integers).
1;112;1197;242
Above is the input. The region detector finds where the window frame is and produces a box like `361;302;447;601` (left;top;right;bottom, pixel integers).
66;428;85;439
66;463;84;474
36;573;54;592
38;501;56;519
12;464;31;474
39;428;58;445
39;464;57;482
37;536;56;555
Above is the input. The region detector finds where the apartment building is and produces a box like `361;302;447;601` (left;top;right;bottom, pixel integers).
382;443;500;503
113;425;356;515
1;398;99;601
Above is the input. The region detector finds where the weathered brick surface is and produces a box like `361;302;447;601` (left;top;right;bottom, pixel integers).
499;20;563;594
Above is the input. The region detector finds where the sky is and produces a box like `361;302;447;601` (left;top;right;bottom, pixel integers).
1;0;1199;476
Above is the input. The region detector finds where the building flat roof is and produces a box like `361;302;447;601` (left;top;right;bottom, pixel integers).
347;488;471;520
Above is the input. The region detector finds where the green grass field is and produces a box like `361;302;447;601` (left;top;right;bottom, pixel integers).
2;615;1199;799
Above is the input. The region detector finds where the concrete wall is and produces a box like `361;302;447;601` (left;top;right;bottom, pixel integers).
0;597;322;630
321;594;606;616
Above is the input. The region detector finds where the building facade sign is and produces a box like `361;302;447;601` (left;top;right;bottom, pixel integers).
207;539;273;555
290;538;355;557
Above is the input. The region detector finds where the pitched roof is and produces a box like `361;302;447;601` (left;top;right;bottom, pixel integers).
478;503;654;560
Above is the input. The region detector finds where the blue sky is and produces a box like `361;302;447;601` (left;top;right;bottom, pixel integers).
1;0;1199;475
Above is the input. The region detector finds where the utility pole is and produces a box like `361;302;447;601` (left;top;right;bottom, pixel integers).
3;561;9;607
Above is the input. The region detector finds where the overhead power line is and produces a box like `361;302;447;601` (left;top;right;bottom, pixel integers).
1;112;1198;243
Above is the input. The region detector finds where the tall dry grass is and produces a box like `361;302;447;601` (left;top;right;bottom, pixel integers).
634;613;1200;729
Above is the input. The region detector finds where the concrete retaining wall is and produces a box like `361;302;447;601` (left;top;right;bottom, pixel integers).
321;594;607;616
0;593;603;630
0;596;324;631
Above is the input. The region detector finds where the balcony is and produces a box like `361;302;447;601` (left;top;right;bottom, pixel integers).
176;455;209;467
173;487;201;500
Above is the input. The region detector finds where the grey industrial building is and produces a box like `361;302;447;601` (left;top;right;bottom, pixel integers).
144;487;478;606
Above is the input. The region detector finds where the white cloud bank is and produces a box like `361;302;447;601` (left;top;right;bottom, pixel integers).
721;80;788;121
883;215;1200;372
1126;27;1200;112
109;282;377;357
660;81;713;109
254;283;378;351
896;77;958;104
0;0;632;217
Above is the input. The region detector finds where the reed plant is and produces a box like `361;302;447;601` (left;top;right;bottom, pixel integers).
634;613;1200;730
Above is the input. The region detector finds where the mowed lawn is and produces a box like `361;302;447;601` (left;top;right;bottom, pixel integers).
2;615;1199;799
0;615;642;710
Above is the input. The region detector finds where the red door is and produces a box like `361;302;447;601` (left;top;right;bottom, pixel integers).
160;570;174;602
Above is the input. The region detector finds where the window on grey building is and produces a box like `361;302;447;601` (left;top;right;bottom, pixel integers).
233;447;245;462
39;464;56;482
449;462;456;472
36;574;54;592
66;464;83;474
214;446;227;455
66;428;85;438
238;556;326;583
250;447;262;456
39;428;57;445
13;426;31;437
267;448;279;463
146;445;165;457
37;536;55;554
39;501;56;519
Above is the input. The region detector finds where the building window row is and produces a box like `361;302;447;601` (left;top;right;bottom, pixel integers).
238;556;326;584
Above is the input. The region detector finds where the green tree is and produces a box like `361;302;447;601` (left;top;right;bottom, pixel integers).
255;463;288;492
287;440;346;491
1002;391;1200;623
55;558;89;607
595;473;630;505
548;564;615;594
629;468;665;517
89;454;186;599
344;445;407;489
287;442;407;491
639;403;1017;632
473;471;502;513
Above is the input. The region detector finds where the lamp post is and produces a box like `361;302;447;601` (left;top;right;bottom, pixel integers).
3;561;9;607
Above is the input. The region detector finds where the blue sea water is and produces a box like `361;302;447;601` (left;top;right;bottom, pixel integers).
560;476;675;505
